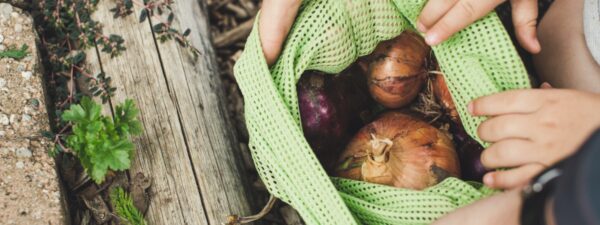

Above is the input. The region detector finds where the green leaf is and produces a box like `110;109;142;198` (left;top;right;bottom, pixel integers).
0;44;29;60
41;130;55;139
125;0;133;9
115;99;142;135
80;96;102;120
62;104;86;122
111;187;147;225
91;163;109;183
139;9;148;23
167;13;174;24
153;23;165;33
183;29;191;37
69;51;86;64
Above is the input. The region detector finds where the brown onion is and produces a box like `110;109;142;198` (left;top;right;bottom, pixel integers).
431;73;460;124
364;31;430;108
334;111;460;190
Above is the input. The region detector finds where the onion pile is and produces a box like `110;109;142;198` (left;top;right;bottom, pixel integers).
298;31;488;190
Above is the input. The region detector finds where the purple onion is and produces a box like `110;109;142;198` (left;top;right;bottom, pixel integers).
297;69;371;169
451;124;489;182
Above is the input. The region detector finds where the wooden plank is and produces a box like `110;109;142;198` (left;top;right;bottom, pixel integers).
147;0;254;222
86;1;256;224
88;2;210;225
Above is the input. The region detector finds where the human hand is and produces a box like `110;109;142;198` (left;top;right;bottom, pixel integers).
470;88;600;189
258;0;301;66
417;0;541;53
431;189;522;225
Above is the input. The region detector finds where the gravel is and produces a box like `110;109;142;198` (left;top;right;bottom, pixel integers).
0;6;66;225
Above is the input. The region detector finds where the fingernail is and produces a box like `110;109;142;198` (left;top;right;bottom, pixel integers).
540;82;552;89
484;173;494;186
417;21;427;33
467;102;474;115
425;32;439;46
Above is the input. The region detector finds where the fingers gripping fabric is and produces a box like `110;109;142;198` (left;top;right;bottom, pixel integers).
234;0;530;224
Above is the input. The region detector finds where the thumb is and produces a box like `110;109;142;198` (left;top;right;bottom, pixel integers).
258;0;301;66
511;0;541;53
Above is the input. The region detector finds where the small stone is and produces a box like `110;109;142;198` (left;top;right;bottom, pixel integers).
21;71;32;80
0;78;5;88
0;147;9;155
28;98;39;107
14;23;22;33
0;44;5;51
32;210;41;219
9;114;16;124
0;113;8;125
0;3;12;19
10;12;18;19
23;106;32;114
15;161;24;169
21;114;31;122
16;64;25;72
16;148;32;158
0;34;4;44
23;56;32;61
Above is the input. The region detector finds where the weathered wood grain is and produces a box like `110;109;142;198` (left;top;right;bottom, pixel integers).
90;3;210;224
84;0;255;224
147;0;255;223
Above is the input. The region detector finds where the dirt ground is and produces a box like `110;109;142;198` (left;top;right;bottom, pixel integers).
0;3;66;225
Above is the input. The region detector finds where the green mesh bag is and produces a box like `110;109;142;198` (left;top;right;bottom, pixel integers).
234;0;531;224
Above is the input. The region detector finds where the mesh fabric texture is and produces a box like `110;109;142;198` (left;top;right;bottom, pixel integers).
234;0;531;224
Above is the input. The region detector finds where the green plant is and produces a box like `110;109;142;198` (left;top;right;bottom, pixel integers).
0;44;29;60
111;187;147;225
61;97;142;183
139;0;199;58
34;0;124;109
35;0;199;156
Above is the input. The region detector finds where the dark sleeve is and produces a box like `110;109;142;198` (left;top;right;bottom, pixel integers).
520;129;600;225
551;129;600;225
